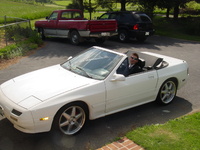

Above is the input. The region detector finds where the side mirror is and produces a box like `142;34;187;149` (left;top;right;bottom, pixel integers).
110;74;126;82
97;17;100;19
67;56;72;60
46;16;49;20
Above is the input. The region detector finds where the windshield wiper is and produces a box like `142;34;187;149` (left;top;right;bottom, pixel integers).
76;67;93;79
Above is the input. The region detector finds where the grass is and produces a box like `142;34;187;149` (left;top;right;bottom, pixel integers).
0;0;63;22
153;16;200;42
0;1;200;149
53;0;71;6
126;112;200;150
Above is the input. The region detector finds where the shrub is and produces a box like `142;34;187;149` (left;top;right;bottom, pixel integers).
0;27;43;60
184;17;200;36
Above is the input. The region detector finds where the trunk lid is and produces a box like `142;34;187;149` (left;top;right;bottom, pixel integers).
88;20;117;32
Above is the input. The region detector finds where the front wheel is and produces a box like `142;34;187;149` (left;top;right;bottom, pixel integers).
156;79;177;105
39;28;45;40
53;103;87;135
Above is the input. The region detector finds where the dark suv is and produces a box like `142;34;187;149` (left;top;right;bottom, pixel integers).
98;11;155;42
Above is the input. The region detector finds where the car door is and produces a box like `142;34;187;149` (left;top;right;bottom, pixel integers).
105;61;158;114
44;12;58;35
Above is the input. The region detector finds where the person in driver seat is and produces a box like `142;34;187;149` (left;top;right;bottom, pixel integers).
128;53;141;75
116;52;143;76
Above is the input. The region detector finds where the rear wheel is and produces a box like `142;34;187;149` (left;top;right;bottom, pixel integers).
118;30;129;42
70;30;81;45
156;79;177;105
53;103;88;135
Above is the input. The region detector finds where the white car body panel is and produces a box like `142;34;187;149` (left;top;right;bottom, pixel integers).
143;52;189;89
0;46;189;134
105;70;158;114
1;65;93;105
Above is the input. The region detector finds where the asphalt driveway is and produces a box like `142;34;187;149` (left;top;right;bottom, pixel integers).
0;36;199;150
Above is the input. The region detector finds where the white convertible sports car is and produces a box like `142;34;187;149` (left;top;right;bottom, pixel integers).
0;46;189;135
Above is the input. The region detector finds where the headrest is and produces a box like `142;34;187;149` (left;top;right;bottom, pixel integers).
138;58;145;68
152;58;163;69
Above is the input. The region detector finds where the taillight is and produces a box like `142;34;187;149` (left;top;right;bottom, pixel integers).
133;24;139;30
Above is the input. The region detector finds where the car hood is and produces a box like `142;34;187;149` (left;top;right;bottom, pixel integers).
1;65;93;108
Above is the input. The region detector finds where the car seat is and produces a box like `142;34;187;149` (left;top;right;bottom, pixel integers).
137;58;145;71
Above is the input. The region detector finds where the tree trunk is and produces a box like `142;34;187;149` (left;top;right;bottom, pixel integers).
173;5;179;20
166;7;170;18
78;0;84;12
120;0;126;11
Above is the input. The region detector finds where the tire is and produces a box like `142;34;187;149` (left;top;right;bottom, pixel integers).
95;38;106;44
39;28;45;40
70;30;80;45
118;30;129;42
53;103;87;135
136;36;147;42
156;79;177;105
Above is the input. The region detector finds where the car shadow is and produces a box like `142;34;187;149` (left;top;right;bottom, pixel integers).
0;96;192;150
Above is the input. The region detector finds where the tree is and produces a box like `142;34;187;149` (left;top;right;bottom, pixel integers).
136;0;157;18
79;0;84;12
96;0;138;11
173;0;192;19
84;0;98;19
95;0;116;11
120;0;127;11
67;0;84;12
156;0;174;18
156;0;193;19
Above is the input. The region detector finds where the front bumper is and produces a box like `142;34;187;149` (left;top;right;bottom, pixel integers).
0;89;51;133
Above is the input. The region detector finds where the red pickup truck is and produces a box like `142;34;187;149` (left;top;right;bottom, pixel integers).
35;9;118;45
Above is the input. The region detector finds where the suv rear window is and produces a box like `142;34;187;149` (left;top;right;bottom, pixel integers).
99;13;117;19
99;13;109;19
134;14;151;22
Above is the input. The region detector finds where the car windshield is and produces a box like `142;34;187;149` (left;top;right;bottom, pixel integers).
61;47;122;80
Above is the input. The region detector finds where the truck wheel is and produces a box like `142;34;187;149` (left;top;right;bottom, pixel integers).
70;30;80;45
118;30;129;42
95;38;106;44
39;28;45;40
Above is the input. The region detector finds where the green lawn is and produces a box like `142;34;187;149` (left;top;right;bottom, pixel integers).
153;16;200;41
126;112;200;150
53;0;71;6
0;1;200;149
0;0;63;23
